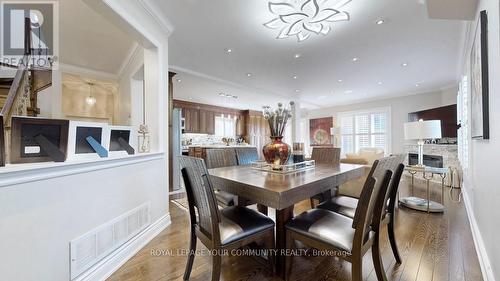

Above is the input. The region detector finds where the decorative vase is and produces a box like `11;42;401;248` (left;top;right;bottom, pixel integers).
263;136;291;166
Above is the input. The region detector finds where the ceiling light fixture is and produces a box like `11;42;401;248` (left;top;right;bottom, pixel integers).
415;83;420;87
377;81;383;85
352;57;359;62
85;82;96;106
376;19;385;25
263;0;351;42
401;62;409;67
176;79;182;83
295;89;301;93
338;79;343;83
225;48;232;54
246;73;252;77
293;75;298;79
218;92;238;99
294;53;301;58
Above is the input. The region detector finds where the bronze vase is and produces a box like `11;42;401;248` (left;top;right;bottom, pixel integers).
262;136;290;166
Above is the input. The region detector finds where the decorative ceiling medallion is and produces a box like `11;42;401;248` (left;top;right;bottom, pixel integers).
264;0;351;42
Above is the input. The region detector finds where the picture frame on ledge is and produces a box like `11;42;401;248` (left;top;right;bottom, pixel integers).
107;126;137;156
67;121;109;161
470;10;489;140
10;117;69;164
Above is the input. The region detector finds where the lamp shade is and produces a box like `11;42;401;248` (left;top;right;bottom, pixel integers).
404;120;442;140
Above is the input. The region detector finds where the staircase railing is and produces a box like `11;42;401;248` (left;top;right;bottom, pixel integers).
1;17;52;123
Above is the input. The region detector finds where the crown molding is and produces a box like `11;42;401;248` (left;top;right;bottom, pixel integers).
59;63;119;81
137;0;175;36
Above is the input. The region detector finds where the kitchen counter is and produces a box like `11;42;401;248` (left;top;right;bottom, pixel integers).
188;144;255;148
187;145;257;159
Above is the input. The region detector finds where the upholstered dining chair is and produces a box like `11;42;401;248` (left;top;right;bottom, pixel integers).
285;157;394;281
317;154;405;264
205;149;239;207
235;147;259;165
309;147;341;208
179;156;275;281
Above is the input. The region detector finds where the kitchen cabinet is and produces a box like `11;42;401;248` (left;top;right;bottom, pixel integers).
199;110;215;134
183;108;200;133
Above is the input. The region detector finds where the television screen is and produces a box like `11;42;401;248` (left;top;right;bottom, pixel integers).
408;104;458;138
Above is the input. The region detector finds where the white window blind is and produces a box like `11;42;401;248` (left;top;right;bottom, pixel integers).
458;76;469;170
338;108;390;155
215;116;236;137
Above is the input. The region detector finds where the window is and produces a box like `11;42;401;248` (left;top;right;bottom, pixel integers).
458;76;469;170
338;107;390;155
214;115;236;137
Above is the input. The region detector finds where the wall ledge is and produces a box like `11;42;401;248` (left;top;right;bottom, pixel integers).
0;152;165;188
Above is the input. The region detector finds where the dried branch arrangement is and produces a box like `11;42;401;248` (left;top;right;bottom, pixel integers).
262;102;293;137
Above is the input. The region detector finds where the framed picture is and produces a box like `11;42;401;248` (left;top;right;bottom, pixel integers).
0;115;5;167
67;121;109;161
107;125;137;156
309;117;333;146
470;10;489;139
10;117;69;164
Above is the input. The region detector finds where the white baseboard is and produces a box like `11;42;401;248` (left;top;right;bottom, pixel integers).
462;188;496;281
73;213;171;281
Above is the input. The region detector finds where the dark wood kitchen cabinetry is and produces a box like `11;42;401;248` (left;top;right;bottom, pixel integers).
199;110;215;134
183;107;200;133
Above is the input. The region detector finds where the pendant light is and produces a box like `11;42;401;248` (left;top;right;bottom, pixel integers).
85;82;96;106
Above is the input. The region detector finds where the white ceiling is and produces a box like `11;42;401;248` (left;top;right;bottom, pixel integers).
157;0;465;109
59;0;136;75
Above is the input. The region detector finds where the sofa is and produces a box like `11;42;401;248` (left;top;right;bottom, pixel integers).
339;148;385;198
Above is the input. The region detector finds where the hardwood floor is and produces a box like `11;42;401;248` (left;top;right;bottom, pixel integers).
108;177;483;281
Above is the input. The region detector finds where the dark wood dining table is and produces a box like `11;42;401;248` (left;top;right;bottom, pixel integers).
209;163;365;278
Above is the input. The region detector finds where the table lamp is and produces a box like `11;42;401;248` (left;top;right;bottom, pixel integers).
404;119;442;167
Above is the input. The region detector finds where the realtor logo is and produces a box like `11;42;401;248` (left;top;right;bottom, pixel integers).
1;1;58;68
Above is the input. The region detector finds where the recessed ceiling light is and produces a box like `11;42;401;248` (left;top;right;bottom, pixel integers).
338;79;343;83
295;89;301;93
352;57;359;62
376;19;385;25
377;81;383;85
294;53;301;59
293;75;298;79
345;90;353;94
415;83;420;87
176;79;182;83
401;62;409;67
225;48;232;54
246;73;252;77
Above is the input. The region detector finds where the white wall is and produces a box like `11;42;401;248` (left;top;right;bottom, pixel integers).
117;46;144;125
0;157;168;281
460;0;500;280
303;88;457;154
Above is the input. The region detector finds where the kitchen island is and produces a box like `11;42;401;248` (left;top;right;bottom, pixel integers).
187;145;257;160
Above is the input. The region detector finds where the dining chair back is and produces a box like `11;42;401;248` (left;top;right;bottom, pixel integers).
285;156;395;281
179;156;276;281
311;147;341;165
179;156;221;239
205;148;238;169
309;147;342;208
235;147;259;165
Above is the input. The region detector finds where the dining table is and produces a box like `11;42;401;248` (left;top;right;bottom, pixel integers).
209;163;365;278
